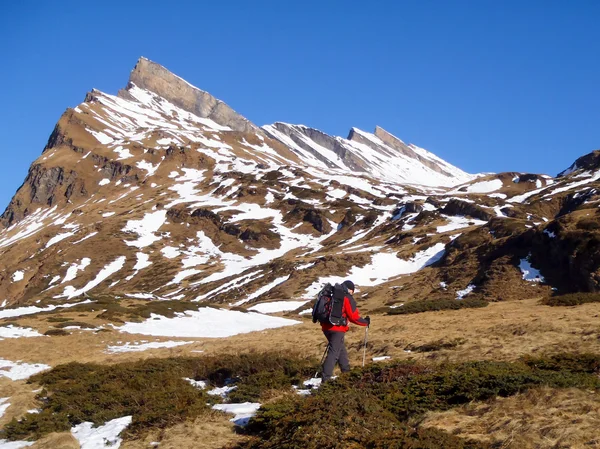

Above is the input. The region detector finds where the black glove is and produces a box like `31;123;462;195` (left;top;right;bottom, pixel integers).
364;316;371;327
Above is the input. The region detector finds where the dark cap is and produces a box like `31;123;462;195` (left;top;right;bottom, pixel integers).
342;280;355;292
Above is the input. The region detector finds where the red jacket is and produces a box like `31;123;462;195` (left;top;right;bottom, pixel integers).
321;293;369;333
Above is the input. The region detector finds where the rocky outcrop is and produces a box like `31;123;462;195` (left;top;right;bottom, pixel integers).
263;123;365;172
442;199;494;221
1;164;86;227
283;199;332;234
558;150;600;177
349;126;455;177
119;57;257;134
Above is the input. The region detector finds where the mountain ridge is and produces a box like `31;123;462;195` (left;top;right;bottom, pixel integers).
0;57;599;312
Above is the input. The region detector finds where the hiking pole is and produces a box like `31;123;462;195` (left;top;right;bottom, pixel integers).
362;326;369;367
315;344;329;379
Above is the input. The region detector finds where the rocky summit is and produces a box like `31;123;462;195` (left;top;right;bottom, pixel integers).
1;56;600;311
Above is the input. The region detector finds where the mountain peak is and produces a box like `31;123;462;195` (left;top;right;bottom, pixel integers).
373;126;406;147
118;57;257;133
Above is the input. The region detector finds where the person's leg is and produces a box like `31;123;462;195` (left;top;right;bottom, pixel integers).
322;331;342;381
337;333;351;373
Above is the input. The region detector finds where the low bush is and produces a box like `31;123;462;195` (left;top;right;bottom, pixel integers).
2;353;315;442
542;292;600;307
406;338;466;353
576;218;600;231
45;317;72;323
66;296;202;322
387;298;488;315
6;352;600;448
43;329;69;336
53;321;96;329
235;354;600;449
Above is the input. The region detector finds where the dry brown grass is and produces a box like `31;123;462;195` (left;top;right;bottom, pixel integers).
4;297;600;447
0;380;40;428
6;297;600;370
30;432;79;449
121;414;243;449
421;387;600;449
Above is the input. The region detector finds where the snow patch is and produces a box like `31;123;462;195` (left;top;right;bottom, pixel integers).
62;257;126;299
456;284;475;299
118;308;300;338
234;276;290;306
0;325;43;340
123;210;167;248
461;179;503;193
212;402;261;427
0;359;50;381
62;258;91;284
248;300;308;314
106;340;193;353
71;416;132;449
0;440;34;448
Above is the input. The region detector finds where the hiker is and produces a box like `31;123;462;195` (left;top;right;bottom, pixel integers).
320;280;370;381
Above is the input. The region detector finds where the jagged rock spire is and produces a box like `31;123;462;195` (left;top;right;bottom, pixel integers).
118;57;257;133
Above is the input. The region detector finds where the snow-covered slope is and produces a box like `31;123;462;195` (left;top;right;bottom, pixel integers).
0;57;599;312
263;123;476;187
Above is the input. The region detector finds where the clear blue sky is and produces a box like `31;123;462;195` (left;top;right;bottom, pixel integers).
1;1;598;210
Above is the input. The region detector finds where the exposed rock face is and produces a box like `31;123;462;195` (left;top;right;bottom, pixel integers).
263;123;364;172
442;199;494;221
1;164;86;227
119;57;257;134
263;123;475;187
558;150;600;176
350;126;455;177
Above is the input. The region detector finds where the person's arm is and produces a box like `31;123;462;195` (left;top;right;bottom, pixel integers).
344;296;369;326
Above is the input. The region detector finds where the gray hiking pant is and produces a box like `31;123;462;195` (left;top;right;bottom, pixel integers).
322;330;350;381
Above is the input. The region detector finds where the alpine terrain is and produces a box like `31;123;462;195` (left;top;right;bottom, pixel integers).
1;58;600;448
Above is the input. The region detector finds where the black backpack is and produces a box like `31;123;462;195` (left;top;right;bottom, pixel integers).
312;283;348;326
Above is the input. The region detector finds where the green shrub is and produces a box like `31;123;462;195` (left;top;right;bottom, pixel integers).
53;321;95;329
6;352;600;448
406;338;466;353
1;353;315;442
542;292;600;306
45;317;72;323
66;296;202;323
236;354;600;449
43;329;70;336
387;298;488;315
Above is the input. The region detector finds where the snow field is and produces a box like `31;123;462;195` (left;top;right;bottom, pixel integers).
303;243;446;297
62;257;126;299
0;325;43;340
248;300;309;314
117;307;300;338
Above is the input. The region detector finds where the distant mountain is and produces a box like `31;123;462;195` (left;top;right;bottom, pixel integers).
1;57;599;310
263;123;476;187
